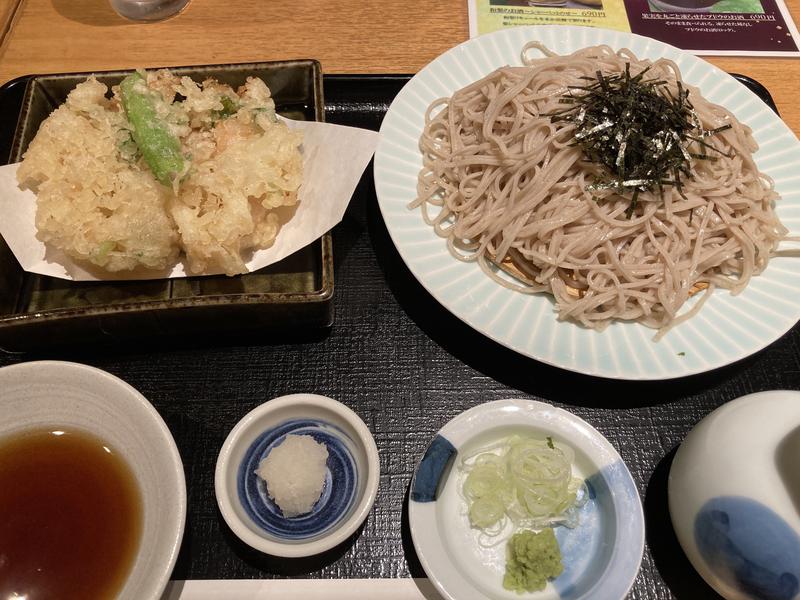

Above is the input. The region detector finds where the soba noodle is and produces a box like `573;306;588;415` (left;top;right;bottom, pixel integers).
412;43;788;336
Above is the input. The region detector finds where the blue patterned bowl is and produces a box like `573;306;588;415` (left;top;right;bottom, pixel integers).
669;391;800;600
215;394;379;557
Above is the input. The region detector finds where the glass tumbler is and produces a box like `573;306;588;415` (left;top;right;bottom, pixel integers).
109;0;190;21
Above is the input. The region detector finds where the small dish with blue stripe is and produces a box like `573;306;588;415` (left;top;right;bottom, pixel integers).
409;398;644;600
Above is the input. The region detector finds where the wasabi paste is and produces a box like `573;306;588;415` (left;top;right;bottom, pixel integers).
503;529;564;593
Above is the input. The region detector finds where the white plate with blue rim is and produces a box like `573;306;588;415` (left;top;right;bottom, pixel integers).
409;399;644;600
373;24;800;380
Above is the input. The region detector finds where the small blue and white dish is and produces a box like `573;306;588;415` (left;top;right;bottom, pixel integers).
409;399;644;600
215;393;379;558
669;390;800;600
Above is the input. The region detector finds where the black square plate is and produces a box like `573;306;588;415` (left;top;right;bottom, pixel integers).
0;60;333;351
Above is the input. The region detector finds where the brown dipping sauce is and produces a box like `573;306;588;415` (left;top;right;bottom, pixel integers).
0;429;143;600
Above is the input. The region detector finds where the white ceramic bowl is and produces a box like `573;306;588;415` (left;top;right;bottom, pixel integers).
669;391;800;600
215;393;380;557
410;399;644;600
0;360;186;600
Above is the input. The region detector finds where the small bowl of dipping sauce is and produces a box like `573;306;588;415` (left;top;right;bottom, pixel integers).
215;393;380;557
0;361;186;600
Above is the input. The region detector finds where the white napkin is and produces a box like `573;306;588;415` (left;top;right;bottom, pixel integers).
161;578;443;600
0;118;380;281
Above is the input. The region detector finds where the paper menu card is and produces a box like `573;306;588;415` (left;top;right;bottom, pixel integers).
468;0;800;56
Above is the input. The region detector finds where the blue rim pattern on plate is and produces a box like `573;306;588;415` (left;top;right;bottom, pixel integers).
411;434;456;503
237;418;358;540
552;464;643;600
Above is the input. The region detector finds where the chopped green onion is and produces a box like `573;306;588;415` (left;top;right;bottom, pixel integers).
459;435;585;538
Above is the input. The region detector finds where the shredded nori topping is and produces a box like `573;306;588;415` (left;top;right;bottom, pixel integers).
547;64;731;217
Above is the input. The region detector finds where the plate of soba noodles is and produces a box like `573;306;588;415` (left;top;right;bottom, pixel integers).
373;25;800;380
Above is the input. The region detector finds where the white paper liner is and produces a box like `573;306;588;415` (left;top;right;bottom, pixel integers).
0;117;380;281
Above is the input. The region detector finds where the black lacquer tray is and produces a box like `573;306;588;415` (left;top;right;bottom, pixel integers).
0;72;790;600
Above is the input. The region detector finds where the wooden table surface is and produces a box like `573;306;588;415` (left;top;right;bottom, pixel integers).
0;0;798;133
